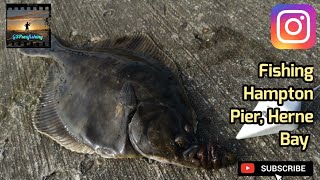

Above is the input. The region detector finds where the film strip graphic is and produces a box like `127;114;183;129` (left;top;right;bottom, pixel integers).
6;4;51;48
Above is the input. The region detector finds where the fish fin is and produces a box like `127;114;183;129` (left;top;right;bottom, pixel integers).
82;82;138;158
34;68;95;154
94;33;179;74
119;82;137;109
108;82;137;154
18;35;63;58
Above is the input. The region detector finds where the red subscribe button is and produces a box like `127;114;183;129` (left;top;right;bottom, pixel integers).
238;161;313;176
240;163;255;174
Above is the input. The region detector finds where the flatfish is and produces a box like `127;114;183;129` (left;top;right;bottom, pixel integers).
18;34;236;169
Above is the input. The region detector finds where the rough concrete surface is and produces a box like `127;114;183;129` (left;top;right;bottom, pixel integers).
0;0;319;179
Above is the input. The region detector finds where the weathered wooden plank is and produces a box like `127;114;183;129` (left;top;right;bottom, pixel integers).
0;0;319;179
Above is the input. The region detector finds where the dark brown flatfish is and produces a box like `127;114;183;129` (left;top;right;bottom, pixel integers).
18;34;236;169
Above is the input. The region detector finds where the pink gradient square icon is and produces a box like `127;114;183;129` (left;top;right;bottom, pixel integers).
271;4;316;49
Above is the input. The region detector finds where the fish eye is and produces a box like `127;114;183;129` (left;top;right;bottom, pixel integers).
174;135;190;148
184;124;193;133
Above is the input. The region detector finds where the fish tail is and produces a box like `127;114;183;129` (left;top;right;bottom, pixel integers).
18;34;64;59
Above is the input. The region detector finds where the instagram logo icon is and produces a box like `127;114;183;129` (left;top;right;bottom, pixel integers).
271;4;316;49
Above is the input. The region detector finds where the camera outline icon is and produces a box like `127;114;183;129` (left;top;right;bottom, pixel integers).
276;10;310;44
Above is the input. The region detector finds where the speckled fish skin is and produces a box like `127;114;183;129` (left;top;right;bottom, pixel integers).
18;34;236;169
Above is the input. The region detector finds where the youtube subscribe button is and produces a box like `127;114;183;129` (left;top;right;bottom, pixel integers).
238;161;313;176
